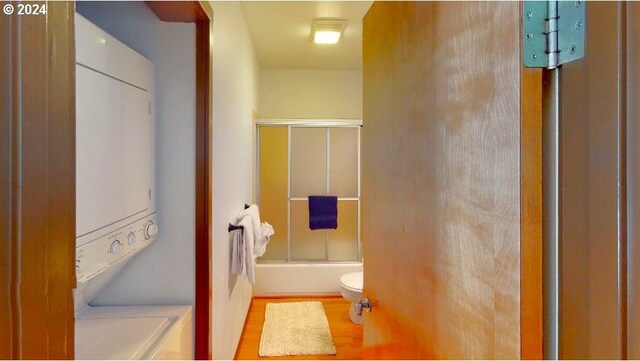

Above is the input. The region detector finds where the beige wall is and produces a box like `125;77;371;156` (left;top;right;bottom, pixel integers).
259;69;363;119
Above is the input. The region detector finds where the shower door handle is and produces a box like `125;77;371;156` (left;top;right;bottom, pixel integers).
355;297;371;315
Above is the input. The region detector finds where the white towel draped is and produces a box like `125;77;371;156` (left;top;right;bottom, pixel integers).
255;222;274;257
231;204;274;284
231;227;244;277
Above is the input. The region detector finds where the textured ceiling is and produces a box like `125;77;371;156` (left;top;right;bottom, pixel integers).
241;1;373;70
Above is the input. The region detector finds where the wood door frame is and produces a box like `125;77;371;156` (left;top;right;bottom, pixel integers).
557;3;629;358
1;2;76;358
146;2;214;359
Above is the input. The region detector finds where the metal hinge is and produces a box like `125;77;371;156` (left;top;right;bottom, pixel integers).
523;1;585;69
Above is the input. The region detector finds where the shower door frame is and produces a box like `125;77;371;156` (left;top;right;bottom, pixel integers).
255;119;363;263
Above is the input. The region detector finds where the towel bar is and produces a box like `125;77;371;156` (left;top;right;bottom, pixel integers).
228;204;251;232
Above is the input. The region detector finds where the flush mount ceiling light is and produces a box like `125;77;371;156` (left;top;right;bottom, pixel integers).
311;19;346;44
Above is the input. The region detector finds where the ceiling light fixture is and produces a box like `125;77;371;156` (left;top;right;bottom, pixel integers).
311;19;346;45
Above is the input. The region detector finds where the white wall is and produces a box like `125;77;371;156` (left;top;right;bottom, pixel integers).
259;69;363;119
210;2;260;359
76;2;196;306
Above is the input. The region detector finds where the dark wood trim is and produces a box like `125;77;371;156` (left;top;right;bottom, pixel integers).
194;5;212;361
146;1;208;22
627;3;640;357
147;2;213;359
618;4;628;358
0;1;76;358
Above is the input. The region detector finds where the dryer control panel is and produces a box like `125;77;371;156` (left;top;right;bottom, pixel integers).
75;213;158;284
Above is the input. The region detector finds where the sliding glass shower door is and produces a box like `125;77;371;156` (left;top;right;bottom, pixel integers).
257;120;361;262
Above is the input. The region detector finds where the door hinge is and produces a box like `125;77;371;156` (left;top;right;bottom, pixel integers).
523;1;585;69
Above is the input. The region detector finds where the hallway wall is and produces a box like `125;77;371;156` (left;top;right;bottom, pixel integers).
210;2;260;359
259;69;363;119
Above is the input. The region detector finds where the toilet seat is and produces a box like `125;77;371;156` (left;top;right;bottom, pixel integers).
339;271;363;292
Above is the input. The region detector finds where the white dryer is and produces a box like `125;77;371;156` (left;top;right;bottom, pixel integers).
74;13;192;360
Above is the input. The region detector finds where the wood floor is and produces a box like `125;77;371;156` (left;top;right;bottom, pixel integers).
234;297;363;360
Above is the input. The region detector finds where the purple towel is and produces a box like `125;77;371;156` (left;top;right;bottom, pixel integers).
308;196;338;230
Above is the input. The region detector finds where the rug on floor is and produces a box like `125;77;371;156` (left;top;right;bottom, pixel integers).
258;301;337;357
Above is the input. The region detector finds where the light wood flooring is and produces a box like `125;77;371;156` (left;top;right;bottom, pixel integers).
234;297;363;360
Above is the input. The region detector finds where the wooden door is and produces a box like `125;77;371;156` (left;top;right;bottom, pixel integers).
0;2;76;358
362;2;542;359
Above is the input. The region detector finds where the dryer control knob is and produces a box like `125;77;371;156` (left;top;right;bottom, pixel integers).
144;222;158;239
127;232;137;245
110;240;122;254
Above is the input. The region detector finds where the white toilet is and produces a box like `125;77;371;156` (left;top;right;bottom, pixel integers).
339;271;364;324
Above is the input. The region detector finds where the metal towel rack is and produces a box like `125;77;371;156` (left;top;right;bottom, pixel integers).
228;204;250;232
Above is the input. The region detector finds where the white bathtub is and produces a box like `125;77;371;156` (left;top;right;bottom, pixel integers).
253;262;363;296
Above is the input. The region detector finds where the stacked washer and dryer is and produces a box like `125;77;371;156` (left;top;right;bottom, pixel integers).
74;14;193;360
